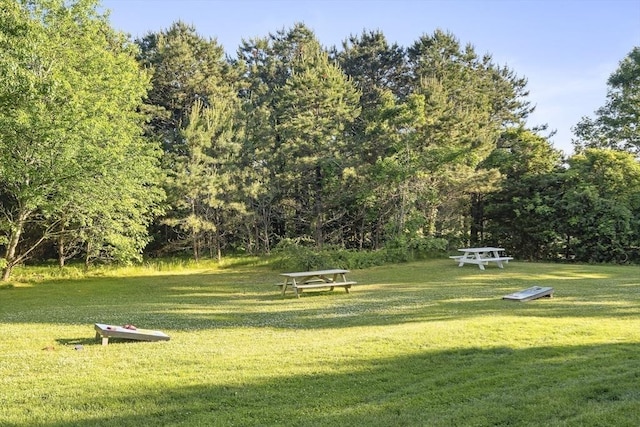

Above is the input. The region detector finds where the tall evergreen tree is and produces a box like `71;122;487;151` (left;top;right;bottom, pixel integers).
235;35;286;253
136;21;235;153
275;36;361;246
403;30;533;243
137;21;242;258
333;30;411;248
163;98;243;261
237;24;360;250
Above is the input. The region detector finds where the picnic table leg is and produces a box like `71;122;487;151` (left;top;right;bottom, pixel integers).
492;250;505;268
293;278;301;298
339;273;351;293
281;278;289;296
458;253;470;267
327;273;340;291
474;254;486;270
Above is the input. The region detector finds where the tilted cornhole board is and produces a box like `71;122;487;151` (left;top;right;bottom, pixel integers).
503;286;554;302
94;323;170;345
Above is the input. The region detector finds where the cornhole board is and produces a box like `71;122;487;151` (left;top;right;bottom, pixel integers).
94;323;170;345
503;286;554;302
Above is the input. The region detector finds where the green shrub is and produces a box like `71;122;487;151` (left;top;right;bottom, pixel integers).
270;236;448;271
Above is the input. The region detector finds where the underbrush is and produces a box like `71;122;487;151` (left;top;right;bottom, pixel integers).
270;236;448;271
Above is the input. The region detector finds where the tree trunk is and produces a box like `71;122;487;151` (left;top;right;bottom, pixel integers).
313;165;324;248
397;185;407;237
191;199;199;262
192;231;199;262
262;206;270;254
84;242;92;271
470;193;484;246
58;237;66;268
2;264;13;281
425;204;438;237
2;210;29;281
216;230;222;262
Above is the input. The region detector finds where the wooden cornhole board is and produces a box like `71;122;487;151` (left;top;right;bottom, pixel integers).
503;286;554;302
95;323;170;345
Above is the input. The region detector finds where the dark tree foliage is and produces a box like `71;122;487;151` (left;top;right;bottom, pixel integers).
4;7;637;267
136;21;235;154
136;21;243;259
559;149;640;263
482;128;564;259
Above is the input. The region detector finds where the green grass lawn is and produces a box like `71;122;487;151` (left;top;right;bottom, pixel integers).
0;259;639;426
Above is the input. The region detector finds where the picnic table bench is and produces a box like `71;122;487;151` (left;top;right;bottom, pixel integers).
278;269;356;298
450;247;513;270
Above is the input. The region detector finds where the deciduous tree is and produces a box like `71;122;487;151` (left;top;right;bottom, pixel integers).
573;46;640;154
0;0;163;279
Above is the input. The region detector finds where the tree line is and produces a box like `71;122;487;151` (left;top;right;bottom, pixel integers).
1;0;639;280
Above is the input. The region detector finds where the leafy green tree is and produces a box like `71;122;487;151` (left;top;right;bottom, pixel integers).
55;135;164;269
573;46;640;154
482;128;564;258
0;0;163;279
559;149;640;262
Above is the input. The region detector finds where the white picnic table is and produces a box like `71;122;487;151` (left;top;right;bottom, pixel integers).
449;247;513;270
279;269;356;298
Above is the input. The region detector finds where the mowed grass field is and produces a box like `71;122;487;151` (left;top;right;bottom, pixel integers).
0;258;638;426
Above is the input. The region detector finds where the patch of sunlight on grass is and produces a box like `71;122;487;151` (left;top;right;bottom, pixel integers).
3;260;640;426
560;299;636;306
442;297;495;302
459;271;612;281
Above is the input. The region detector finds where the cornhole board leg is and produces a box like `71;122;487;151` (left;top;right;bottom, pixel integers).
95;332;109;346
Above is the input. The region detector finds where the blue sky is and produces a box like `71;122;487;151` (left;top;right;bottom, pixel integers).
101;0;640;155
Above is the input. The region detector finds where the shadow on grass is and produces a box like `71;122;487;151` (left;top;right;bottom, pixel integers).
1;261;639;331
8;342;640;427
56;337;101;346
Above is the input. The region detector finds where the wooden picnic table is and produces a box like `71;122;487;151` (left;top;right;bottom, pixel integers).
449;247;513;270
279;269;356;298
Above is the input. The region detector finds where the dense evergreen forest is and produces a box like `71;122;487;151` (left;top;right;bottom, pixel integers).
1;0;639;280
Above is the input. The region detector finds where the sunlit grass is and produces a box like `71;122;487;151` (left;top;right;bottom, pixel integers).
1;258;639;426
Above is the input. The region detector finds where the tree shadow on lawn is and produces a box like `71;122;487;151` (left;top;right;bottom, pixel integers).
2;263;639;332
8;342;639;427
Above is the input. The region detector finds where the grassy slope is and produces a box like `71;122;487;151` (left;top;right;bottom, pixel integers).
0;259;638;426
